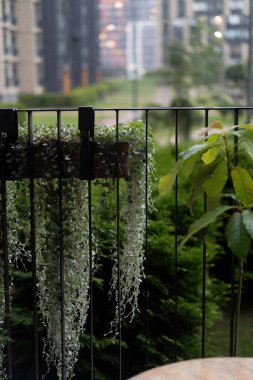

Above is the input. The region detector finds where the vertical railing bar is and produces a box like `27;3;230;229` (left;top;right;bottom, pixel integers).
201;109;209;358
115;110;122;380
174;109;178;362
145;109;149;370
1;178;13;379
229;109;239;356
78;107;94;377
88;115;94;380
28;111;40;380
57;111;66;379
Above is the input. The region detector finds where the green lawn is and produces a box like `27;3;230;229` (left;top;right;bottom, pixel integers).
206;307;253;357
30;77;159;126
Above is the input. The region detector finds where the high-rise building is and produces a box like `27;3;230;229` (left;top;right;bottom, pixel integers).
17;0;44;95
0;0;43;102
99;0;159;78
126;20;158;78
41;0;100;93
157;0;251;68
0;0;100;101
0;0;19;101
99;0;128;77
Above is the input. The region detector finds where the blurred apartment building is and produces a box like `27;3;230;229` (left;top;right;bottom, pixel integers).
157;0;251;68
41;0;100;93
0;0;43;102
0;0;100;102
99;0;159;78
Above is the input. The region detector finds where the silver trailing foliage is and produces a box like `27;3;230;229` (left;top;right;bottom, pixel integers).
0;120;155;378
95;121;155;333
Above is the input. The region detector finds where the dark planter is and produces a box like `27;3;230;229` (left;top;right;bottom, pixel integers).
0;140;129;180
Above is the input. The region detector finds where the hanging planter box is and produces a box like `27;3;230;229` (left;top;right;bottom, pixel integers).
0;140;129;180
0;107;129;180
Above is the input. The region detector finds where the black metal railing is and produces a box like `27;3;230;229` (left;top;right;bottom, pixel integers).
0;106;252;379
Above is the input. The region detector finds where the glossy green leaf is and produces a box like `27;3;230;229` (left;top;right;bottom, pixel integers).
180;154;197;178
206;196;220;212
231;166;253;207
207;133;223;143
238;124;253;131
201;147;220;164
233;128;253;141
242;210;253;239
159;160;184;196
203;160;228;198
181;205;234;246
187;160;221;210
225;212;252;260
240;140;253;162
179;143;215;160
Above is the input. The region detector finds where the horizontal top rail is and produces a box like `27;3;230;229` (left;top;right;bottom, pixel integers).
15;106;253;112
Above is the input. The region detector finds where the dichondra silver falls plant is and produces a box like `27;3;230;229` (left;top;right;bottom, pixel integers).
0;119;155;379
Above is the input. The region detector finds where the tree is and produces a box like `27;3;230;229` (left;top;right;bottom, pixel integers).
226;64;246;88
160;40;190;97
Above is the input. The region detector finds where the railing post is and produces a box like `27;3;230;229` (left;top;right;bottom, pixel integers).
0;108;17;379
0;109;18;144
78;107;95;180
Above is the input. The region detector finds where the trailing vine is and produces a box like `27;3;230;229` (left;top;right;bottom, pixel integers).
36;179;90;379
97;121;155;333
0;120;155;378
28;124;90;379
0;200;6;380
0;180;30;380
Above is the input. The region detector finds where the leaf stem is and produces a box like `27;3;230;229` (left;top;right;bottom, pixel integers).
234;258;243;356
223;133;238;203
223;134;231;178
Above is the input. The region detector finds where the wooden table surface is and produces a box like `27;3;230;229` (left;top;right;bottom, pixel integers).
129;357;253;380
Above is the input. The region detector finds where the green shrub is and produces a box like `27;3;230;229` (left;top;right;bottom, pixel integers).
19;80;122;108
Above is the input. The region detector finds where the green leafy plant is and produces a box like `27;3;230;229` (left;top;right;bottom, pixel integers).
159;120;253;354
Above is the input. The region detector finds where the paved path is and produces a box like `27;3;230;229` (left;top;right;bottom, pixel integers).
99;85;171;125
154;86;171;106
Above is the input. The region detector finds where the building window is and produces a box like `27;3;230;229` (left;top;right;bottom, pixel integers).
229;45;241;60
2;0;6;20
9;0;16;24
3;28;8;54
12;62;19;86
2;0;17;24
36;62;44;86
178;0;185;18
230;1;244;11
35;33;43;57
173;25;183;41
4;61;10;87
33;3;43;28
192;2;208;12
4;61;19;87
11;31;18;55
3;29;18;55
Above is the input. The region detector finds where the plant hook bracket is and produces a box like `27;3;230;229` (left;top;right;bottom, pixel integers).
0;108;18;144
78;106;95;180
